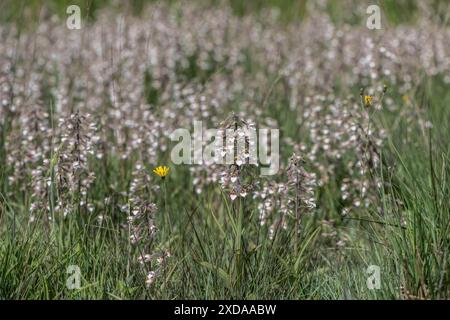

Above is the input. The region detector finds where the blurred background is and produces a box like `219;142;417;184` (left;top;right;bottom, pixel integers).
1;0;449;26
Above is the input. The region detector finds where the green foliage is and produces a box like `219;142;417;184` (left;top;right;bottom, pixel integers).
0;0;448;300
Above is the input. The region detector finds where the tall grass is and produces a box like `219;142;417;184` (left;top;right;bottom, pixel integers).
0;0;449;300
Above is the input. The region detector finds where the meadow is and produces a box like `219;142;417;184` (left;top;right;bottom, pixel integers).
0;0;449;299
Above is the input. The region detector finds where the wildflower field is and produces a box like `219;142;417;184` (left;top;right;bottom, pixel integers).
0;0;449;300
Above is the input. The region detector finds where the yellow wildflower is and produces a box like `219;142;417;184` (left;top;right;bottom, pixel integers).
364;95;373;107
153;165;170;179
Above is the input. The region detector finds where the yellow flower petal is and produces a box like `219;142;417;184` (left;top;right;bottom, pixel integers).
153;165;170;179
